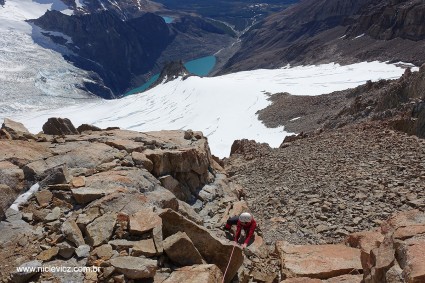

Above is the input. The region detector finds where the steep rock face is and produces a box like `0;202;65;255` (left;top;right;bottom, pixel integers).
223;0;425;72
72;0;162;20
30;11;173;98
0;118;251;282
346;0;425;41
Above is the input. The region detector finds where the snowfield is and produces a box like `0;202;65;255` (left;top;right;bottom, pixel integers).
6;61;415;158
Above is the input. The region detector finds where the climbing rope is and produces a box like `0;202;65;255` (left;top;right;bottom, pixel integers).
222;243;236;283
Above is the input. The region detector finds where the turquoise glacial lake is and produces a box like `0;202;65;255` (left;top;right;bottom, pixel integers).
125;55;217;96
161;16;174;23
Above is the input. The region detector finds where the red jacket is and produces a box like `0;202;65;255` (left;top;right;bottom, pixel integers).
235;218;257;245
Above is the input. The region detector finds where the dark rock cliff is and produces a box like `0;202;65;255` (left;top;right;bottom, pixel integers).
31;10;173;99
222;0;425;73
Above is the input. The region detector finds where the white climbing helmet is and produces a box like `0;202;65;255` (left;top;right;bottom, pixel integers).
239;212;252;223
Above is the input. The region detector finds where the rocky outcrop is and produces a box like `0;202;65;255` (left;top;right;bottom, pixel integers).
362;210;425;283
0;118;256;282
42;117;79;135
1;118;33;140
222;0;425;73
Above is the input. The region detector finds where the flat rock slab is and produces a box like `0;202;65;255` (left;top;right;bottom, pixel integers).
86;213;116;247
276;241;362;280
129;208;162;235
162;264;223;283
110;256;157;279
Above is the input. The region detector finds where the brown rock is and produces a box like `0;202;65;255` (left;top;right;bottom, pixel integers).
0;160;24;190
71;176;86;188
77;124;101;132
162;264;223;283
396;238;425;282
163;231;203;266
160;209;243;283
110;256;157;279
92;244;113;260
35;190;53;207
61;219;85;247
276;241;362;280
131;239;159;257
129;208;162;235
394;225;425;240
105;139;145;153
1;118;31;140
131;151;154;172
42;117;79;135
159;175;191;201
324;274;363;282
280;278;321;283
345;230;384;253
37;247;59;262
71;187;109;204
86;213;116;247
84;167;158;193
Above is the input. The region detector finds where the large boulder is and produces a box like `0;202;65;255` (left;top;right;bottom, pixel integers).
42;117;79;135
160;209;244;283
163;231;204;266
163;264;223;283
110;256;157;279
1;118;32;140
276;241;362;280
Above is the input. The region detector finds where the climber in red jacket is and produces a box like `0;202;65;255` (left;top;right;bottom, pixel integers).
224;212;257;248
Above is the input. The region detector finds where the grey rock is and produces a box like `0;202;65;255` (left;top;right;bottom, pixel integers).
44;207;61;222
86;213;116;247
75;244;91;258
11;260;42;283
61;219;85;247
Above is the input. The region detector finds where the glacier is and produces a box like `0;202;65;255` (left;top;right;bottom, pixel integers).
5;61;415;158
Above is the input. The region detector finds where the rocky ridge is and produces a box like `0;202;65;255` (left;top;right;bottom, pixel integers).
222;0;425;73
0;118;278;282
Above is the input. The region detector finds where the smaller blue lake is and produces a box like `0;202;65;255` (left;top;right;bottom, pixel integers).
161;16;174;24
125;55;217;96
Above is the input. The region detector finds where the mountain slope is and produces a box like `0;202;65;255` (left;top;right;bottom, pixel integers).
223;0;425;73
